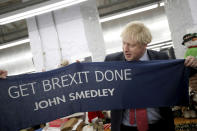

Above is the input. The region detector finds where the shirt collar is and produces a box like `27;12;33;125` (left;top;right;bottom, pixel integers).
140;50;149;61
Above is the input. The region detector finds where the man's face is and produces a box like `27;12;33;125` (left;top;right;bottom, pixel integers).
122;40;147;61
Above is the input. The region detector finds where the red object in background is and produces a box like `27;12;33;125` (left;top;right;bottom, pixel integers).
88;111;105;123
49;118;69;127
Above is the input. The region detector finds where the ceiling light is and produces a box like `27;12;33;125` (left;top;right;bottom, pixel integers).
161;45;173;49
148;40;172;46
100;4;158;23
147;43;172;49
0;38;30;50
0;0;88;25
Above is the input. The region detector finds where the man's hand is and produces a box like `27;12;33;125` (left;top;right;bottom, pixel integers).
184;56;197;68
0;70;7;79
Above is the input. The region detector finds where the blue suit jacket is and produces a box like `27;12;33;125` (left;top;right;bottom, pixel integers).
104;49;175;131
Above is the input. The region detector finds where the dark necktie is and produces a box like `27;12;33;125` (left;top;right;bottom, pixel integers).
130;108;149;131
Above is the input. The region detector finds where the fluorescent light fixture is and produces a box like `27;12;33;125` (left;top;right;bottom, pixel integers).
147;43;172;49
0;38;30;50
161;45;173;49
160;2;165;6
1;53;32;66
152;48;160;51
148;40;172;46
100;4;158;23
0;0;88;25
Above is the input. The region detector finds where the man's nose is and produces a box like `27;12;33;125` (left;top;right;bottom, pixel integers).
124;44;129;51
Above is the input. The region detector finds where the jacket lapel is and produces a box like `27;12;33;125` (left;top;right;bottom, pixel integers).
119;52;126;61
147;49;157;60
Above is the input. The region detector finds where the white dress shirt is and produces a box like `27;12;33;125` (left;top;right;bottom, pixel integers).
122;50;162;126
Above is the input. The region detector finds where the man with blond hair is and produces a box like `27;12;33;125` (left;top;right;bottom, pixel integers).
104;21;197;131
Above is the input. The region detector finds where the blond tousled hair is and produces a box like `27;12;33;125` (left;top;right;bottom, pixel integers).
121;21;152;45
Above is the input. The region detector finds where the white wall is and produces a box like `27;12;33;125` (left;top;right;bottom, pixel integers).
101;6;172;54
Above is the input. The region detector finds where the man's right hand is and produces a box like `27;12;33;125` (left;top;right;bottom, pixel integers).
0;70;7;79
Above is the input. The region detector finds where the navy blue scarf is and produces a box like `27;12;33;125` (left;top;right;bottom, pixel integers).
0;59;189;130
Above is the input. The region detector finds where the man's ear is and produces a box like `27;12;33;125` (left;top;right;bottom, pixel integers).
142;44;147;49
